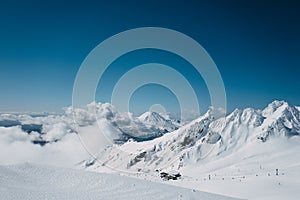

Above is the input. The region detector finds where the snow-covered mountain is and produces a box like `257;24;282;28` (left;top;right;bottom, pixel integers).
68;102;179;144
83;100;300;173
1;100;300;199
138;111;179;132
1;100;299;169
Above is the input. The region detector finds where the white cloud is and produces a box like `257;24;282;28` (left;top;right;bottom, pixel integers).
0;126;89;167
0;126;30;143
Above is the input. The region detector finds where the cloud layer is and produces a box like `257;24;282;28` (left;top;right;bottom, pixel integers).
0;102;172;166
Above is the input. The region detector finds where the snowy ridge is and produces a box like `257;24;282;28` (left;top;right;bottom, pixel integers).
84;100;300;173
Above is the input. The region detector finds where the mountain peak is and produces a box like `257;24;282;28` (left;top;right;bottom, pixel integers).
138;111;179;132
138;111;163;122
262;100;289;117
268;100;288;108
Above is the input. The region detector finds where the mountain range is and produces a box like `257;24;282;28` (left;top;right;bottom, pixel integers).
1;100;300;199
82;100;300;174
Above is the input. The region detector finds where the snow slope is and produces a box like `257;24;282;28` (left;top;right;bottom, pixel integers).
169;137;300;200
0;163;236;200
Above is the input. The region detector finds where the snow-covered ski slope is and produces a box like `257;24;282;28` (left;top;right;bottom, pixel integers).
0;163;237;200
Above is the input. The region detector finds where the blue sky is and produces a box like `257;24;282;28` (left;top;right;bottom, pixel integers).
0;0;299;114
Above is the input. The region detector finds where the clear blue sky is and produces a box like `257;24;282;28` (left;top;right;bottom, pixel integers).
0;0;299;113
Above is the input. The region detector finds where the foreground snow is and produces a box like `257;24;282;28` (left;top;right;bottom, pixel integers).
0;164;236;200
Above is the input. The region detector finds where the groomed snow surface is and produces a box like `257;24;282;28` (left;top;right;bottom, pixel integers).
0;163;236;200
